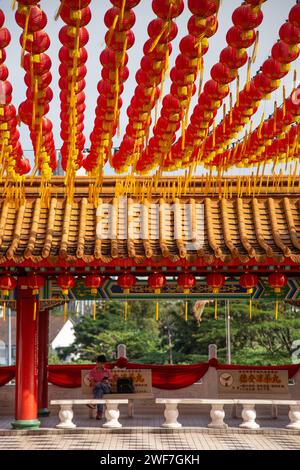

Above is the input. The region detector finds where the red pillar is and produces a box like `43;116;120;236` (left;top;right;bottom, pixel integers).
38;308;50;416
11;284;40;429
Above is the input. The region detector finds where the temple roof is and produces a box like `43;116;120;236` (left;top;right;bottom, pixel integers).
0;194;300;266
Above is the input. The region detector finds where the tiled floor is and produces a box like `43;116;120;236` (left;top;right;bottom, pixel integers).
0;411;300;450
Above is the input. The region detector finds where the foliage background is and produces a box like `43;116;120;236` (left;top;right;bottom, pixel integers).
53;300;300;366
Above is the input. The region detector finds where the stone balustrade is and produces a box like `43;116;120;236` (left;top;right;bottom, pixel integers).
156;398;300;430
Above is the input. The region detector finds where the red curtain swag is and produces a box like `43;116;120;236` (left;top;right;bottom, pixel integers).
1;361;300;388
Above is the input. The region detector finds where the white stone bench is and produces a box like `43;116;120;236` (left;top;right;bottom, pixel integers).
50;399;128;429
156;398;300;430
156;399;235;429
101;392;154;418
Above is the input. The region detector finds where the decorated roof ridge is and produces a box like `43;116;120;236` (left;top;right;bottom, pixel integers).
0;194;299;266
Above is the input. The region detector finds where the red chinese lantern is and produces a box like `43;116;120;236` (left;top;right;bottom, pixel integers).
0;10;4;28
57;274;75;296
117;273;136;320
289;3;300;29
239;273;259;294
232;4;263;30
0;275;17;321
268;273;288;294
60;5;91;27
105;7;136;31
279;22;300;45
272;41;299;64
188;0;217;17
220;46;248;69
268;273;288;320
27;273;45;295
177;273;196;321
15;5;47;32
85;274;105;295
206;273;225;293
148;273;166;321
152;0;184;19
0;28;11;48
26;274;45;321
226;26;256;49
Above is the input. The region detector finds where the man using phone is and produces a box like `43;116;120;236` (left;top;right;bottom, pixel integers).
87;354;112;419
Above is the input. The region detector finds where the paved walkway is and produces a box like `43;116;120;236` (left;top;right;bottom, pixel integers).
0;412;300;450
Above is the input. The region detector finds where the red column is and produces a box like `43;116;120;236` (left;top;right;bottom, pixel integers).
11;283;40;429
38;308;50;416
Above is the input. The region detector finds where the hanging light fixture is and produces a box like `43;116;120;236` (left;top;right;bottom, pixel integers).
268;272;288;320
0;274;17;321
57;273;76;321
206;272;225;320
239;272;259;320
26;273;45;321
85;274;105;320
117;273;136;320
148;272;166;321
177;273;196;321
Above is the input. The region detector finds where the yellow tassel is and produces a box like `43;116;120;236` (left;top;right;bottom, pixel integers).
155;302;159;321
246;58;252;92
214;300;218;320
251;30;259;64
3;301;6;321
33;299;37;321
293;69;297;91
223;103;226;134
93;300;96;321
12;0;17;10
275;300;279;321
64;301;68;322
229;92;233;125
249;299;252;320
282;86;286;119
212;119;216;148
198;57;204;97
184;301;188;322
120;0;126;25
273;101;277;133
236;74;240;107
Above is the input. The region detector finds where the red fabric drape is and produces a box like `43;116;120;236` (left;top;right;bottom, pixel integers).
47;362;210;389
0;366;15;386
48;364;92;388
1;361;300;388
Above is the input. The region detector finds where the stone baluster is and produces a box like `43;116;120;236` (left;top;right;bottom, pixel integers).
161;403;182;428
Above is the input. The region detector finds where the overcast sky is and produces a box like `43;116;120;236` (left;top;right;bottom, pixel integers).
1;0;298;175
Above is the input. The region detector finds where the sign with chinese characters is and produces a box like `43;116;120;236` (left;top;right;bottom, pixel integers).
218;369;289;396
81;369;152;395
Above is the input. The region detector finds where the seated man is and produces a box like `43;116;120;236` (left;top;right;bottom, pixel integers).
87;354;112;420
